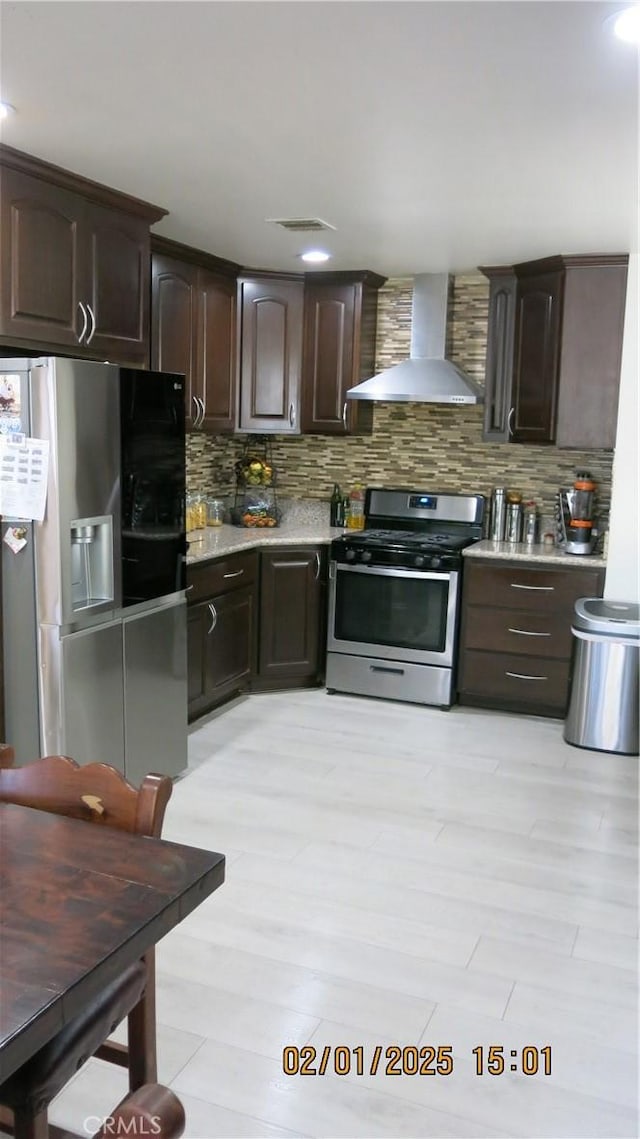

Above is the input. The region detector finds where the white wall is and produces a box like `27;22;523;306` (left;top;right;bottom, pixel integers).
605;253;639;601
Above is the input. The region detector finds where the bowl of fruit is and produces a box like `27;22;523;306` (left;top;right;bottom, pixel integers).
231;500;279;528
238;458;274;487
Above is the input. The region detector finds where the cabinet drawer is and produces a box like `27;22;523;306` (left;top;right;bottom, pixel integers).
460;649;569;711
464;562;603;613
187;550;257;603
463;606;572;659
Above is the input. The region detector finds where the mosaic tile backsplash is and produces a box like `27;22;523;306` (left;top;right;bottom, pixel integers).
187;274;613;525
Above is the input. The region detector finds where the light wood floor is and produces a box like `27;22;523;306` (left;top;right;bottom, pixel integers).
52;690;639;1138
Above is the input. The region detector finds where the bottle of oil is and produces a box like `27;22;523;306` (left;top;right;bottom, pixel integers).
347;483;365;530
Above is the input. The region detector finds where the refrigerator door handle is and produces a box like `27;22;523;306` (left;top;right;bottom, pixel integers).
86;303;97;345
77;302;88;343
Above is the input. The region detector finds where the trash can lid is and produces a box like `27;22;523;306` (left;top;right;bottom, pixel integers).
573;598;640;637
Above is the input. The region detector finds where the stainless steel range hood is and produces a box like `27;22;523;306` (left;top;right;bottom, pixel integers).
347;273;484;405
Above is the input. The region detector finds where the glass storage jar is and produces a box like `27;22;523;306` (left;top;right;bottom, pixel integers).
206;498;225;527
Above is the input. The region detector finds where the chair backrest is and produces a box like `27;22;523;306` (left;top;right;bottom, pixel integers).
0;750;172;837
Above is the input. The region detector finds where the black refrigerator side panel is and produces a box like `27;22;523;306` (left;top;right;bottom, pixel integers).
120;369;186;607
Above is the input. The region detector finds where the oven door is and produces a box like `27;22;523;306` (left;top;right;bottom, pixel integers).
327;562;460;667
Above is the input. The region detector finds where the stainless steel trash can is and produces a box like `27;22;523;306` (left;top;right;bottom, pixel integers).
564;599;639;755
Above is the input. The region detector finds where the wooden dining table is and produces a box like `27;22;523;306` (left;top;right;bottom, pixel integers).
0;802;225;1082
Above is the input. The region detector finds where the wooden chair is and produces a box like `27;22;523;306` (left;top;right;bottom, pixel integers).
0;751;173;1139
91;1085;185;1139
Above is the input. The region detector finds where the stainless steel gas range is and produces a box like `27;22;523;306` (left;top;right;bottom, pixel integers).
326;487;485;708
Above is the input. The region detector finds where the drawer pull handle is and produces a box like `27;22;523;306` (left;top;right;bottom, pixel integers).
223;569;244;579
370;665;405;676
506;670;548;681
507;628;551;637
510;583;554;592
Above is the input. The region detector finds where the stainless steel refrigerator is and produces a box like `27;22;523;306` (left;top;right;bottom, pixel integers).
1;356;188;783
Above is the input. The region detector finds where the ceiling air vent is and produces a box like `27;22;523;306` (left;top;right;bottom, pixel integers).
267;217;337;233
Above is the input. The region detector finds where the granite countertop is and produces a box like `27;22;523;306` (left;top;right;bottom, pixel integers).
187;521;344;564
464;539;607;568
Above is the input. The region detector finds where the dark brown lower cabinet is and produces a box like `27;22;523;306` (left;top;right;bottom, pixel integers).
187;552;257;721
254;546;327;690
457;559;604;718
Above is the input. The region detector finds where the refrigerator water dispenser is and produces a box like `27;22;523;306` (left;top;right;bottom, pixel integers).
70;515;114;610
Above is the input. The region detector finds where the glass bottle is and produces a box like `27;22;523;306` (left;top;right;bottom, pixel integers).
330;483;343;527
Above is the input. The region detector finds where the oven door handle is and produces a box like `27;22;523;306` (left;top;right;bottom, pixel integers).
333;563;454;582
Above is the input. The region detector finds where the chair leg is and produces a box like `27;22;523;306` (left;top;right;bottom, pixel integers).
126;953;157;1091
12;1107;48;1139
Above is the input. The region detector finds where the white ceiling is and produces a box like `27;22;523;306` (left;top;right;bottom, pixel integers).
0;1;637;275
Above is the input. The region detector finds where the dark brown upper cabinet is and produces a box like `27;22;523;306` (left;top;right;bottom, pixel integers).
301;271;386;435
479;266;517;443
481;253;628;449
512;265;564;444
0;145;166;365
151;237;240;433
237;273;304;434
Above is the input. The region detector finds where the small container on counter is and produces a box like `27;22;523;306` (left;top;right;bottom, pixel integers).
206;498;225;527
523;501;539;545
505;501;523;542
186;493;207;532
489;487;507;541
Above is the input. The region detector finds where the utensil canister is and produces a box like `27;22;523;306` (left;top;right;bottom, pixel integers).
489;488;507;541
506;501;523;542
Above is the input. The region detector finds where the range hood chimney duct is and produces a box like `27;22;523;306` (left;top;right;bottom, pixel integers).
346;273;484;405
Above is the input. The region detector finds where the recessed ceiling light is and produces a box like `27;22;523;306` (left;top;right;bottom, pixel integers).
0;102;16;119
300;250;331;264
611;5;640;42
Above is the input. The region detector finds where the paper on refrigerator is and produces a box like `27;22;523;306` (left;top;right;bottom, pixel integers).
0;434;49;521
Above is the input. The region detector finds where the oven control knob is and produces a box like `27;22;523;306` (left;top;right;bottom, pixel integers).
345;548;356;562
414;554;425;568
360;550;372;563
430;554;442;568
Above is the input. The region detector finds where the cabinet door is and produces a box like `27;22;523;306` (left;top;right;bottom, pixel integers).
197;269;236;433
257;546;324;683
555;259;628;449
301;283;357;433
512;271;563;443
301;278;379;435
84;202;150;365
0;166;83;348
481;268;517;442
187;602;209;719
151;253;199;428
206;586;255;696
238;277;303;433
